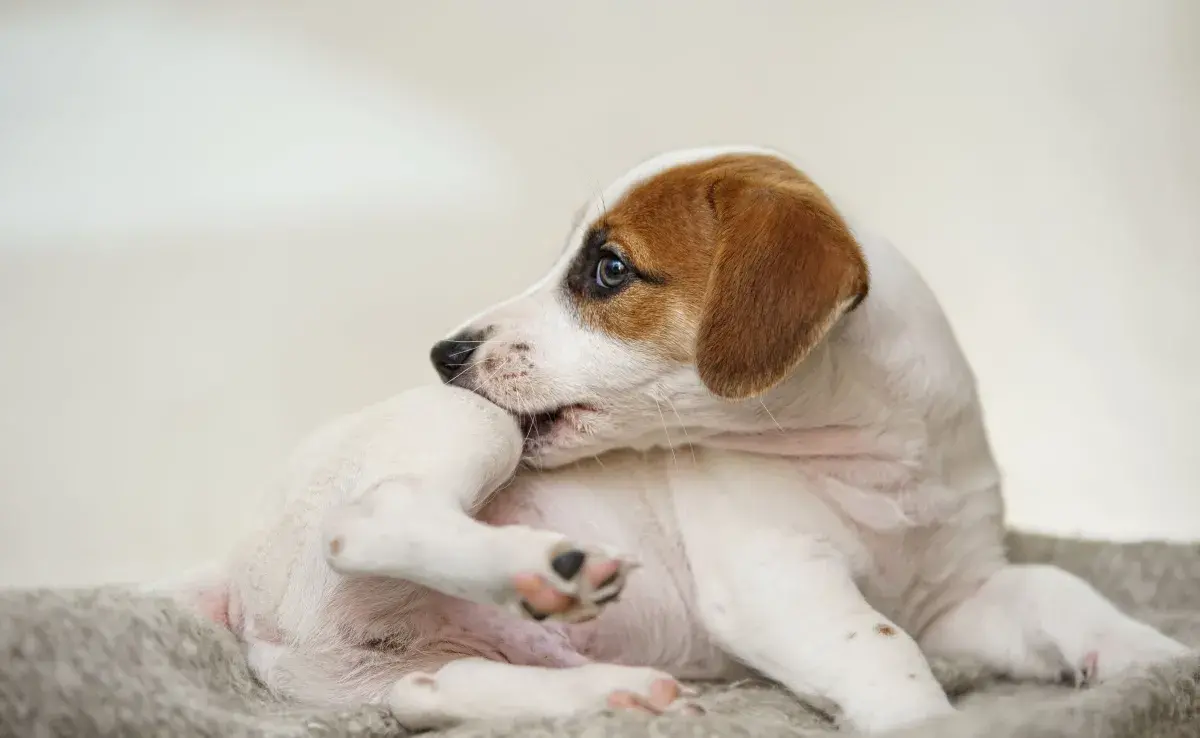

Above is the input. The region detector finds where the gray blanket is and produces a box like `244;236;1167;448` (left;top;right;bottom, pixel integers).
2;533;1198;738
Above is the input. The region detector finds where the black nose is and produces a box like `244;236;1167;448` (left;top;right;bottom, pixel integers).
430;332;482;383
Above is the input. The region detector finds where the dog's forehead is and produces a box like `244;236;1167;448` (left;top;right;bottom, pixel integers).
564;145;785;255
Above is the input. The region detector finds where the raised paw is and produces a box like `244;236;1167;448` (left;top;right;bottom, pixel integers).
511;544;637;624
320;481;638;619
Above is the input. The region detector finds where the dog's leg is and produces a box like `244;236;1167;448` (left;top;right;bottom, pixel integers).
248;638;696;729
386;658;700;730
674;454;955;734
324;483;634;621
322;385;634;621
691;554;953;732
921;564;1190;684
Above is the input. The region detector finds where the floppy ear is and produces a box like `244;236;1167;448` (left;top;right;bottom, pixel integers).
695;172;869;399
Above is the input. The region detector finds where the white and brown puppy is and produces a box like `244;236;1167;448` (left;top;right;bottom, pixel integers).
199;147;1189;733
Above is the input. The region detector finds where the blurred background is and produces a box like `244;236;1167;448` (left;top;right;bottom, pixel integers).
1;1;1197;587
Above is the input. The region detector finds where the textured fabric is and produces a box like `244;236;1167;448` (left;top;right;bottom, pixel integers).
1;533;1198;738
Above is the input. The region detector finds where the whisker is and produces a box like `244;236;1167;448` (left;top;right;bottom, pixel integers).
447;342;525;382
448;341;517;357
449;352;514;390
521;412;536;445
528;421;548;477
491;469;519;498
653;397;678;468
662;395;697;466
447;363;474;385
758;398;784;432
471;355;517;390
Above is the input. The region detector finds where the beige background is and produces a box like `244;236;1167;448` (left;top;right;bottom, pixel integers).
1;1;1197;587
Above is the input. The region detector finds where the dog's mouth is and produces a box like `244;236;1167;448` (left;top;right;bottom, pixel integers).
514;404;595;445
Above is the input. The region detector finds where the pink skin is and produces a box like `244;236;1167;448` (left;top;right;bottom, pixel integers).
512;559;621;616
503;547;709;716
506;559;700;715
607;679;683;714
451;559;691;716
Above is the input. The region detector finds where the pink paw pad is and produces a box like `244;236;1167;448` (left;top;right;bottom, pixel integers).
605;679;698;716
1076;651;1100;687
511;546;634;623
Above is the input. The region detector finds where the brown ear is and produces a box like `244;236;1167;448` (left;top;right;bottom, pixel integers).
695;171;868;399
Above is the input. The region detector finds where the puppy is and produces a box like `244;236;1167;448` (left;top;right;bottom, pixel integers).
195;147;1188;733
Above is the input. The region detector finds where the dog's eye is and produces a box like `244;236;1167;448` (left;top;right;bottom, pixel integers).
595;252;631;290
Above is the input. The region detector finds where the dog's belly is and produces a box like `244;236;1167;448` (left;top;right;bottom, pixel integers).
477;451;744;680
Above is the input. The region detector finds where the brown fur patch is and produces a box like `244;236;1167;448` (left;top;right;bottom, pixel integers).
572;154;868;398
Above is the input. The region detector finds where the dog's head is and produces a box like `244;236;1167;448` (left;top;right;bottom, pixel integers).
431;147;869;467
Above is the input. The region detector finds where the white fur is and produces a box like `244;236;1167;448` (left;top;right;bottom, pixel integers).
199;147;1189;733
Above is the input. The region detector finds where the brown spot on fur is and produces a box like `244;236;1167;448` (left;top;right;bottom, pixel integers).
328;537;342;556
571;154;868;398
875;624;897;637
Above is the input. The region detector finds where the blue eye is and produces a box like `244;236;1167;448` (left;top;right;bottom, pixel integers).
595;252;630;289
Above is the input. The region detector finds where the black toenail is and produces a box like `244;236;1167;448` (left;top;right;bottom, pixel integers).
520;600;548;621
551;549;587;580
596;570;619;590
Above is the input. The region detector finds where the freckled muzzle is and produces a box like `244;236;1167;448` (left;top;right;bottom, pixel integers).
429;331;565;442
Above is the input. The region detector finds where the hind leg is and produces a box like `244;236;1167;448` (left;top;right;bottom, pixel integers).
921;564;1190;684
320;385;637;623
245;637;423;707
387;658;699;730
246;639;696;730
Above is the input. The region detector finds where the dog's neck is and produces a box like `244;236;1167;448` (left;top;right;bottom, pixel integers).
618;309;906;462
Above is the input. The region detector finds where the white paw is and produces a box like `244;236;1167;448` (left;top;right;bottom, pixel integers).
593;669;704;717
1071;624;1190;685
